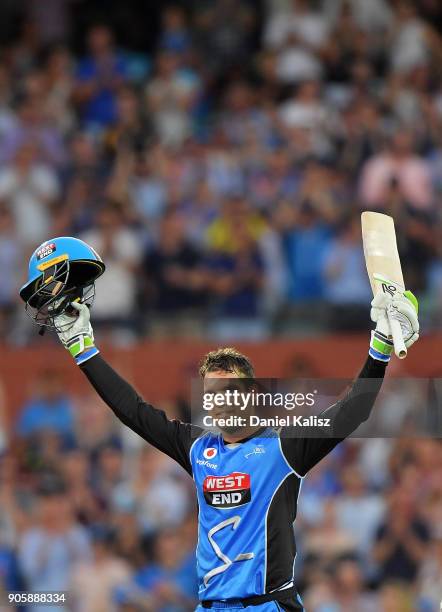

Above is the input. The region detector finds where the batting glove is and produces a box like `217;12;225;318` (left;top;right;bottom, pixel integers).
53;302;99;365
369;290;419;362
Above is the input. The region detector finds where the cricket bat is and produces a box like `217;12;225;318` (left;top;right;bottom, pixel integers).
361;211;407;359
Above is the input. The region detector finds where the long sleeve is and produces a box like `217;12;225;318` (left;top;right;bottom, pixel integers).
80;355;203;475
280;356;387;476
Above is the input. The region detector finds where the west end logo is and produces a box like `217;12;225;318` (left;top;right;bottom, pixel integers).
204;448;218;460
203;472;251;508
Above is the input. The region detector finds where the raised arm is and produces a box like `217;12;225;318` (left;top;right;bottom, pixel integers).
281;289;419;476
54;303;202;475
280;355;386;476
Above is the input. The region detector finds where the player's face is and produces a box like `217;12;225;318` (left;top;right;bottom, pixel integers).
204;370;241;416
204;370;253;436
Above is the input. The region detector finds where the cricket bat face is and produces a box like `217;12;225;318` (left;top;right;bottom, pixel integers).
361;211;407;358
361;211;405;297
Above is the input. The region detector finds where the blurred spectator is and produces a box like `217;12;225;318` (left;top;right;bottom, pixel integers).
279;81;336;158
80;204;142;340
0;94;66;167
70;524;131;612
344;0;393;33
418;530;442;611
18;483;91;609
302;572;340;612
339;101;385;173
359;131;433;210
74;391;121;452
193;0;256;78
127;146;168;231
335;466;385;563
358;438;392;489
0;452;20;549
159;6;192;54
377;581;416;612
119;528;198;612
74;25;129;128
302;498;358;580
62;449;102;526
206;195;266;253
0;141;60;246
385;65;434;129
16;368;75;443
206;216;266;340
8;19;41;77
104;86;152;160
247;146;299;211
179;180;219;247
145;49;201;147
0;545;20;595
112;510;146;568
43;45;75;134
112;448;190;535
283;204;331;303
389;1;432;74
264;0;330;51
332;559;378;611
322;215;371;330
206;147;245;198
275;39;323;85
372;487;430;583
0;453;23;597
94;443;124;505
219;81;274;147
0;207;21;340
0;65;16;139
64;131;103;184
297;453;342;528
144;211;207;320
26;0;73;46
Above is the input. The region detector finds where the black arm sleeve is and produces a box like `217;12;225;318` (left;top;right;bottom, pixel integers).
281;356;387;476
80;355;203;475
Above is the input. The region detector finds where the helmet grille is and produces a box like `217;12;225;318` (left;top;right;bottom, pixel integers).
24;259;97;329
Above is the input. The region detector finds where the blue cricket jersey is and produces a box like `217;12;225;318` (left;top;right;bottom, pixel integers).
190;429;300;600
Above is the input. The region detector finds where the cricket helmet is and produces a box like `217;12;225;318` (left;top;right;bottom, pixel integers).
19;236;105;329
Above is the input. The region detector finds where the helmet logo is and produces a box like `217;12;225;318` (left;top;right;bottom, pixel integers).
36;243;56;260
37;254;68;271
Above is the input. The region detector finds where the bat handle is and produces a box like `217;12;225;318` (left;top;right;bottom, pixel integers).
387;309;407;359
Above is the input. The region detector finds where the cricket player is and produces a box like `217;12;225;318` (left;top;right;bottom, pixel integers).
52;290;419;611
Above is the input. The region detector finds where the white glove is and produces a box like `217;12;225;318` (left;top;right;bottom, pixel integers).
54;302;99;365
369;290;419;361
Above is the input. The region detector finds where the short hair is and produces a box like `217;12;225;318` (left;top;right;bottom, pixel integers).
199;347;254;378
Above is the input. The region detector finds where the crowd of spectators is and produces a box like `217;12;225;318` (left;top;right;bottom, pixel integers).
0;1;442;611
0;0;441;343
0;367;441;611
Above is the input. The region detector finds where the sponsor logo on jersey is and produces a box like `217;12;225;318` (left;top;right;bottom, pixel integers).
196;458;218;469
245;445;265;459
36;243;56;260
204;447;218;460
203;472;251;508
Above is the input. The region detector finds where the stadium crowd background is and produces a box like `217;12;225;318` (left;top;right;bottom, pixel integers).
0;0;441;610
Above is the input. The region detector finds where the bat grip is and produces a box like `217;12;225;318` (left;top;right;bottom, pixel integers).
387;309;407;359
